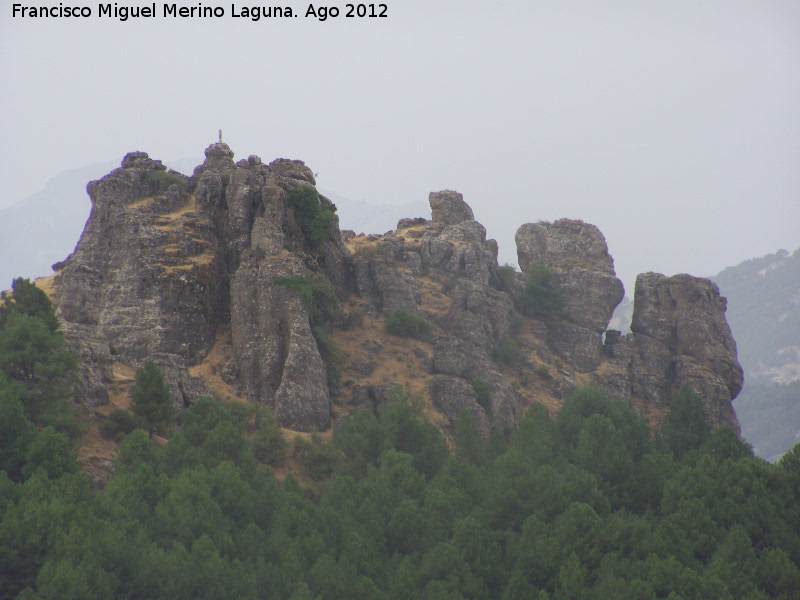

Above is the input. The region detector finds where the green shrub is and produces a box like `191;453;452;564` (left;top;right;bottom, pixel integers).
536;365;552;381
294;434;340;480
518;260;562;317
250;411;287;466
353;245;378;258
343;309;365;330
497;263;517;289
471;379;491;411
312;326;345;386
146;169;184;192
225;400;254;426
385;309;433;341
353;244;390;259
286;185;334;248
273;276;339;328
131;361;174;438
100;408;139;441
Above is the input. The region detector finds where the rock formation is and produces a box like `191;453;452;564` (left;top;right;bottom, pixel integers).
45;143;743;437
516;219;625;372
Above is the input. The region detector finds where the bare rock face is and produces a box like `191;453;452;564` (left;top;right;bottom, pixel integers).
430;375;491;440
514;222;548;272
53;144;349;430
429;190;474;226
516;219;624;371
230;257;330;431
441;278;515;352
627;273;743;432
55;151;226;408
432;337;520;434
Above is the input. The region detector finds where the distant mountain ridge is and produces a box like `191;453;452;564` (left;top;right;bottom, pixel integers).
712;247;800;384
0;162;112;289
711;247;800;460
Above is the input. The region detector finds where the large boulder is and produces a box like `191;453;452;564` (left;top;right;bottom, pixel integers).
429;190;474;226
629;273;743;431
516;219;624;371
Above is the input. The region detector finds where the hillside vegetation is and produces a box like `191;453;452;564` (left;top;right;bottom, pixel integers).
2;280;800;599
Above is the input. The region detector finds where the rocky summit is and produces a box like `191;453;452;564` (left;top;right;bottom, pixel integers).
45;143;743;436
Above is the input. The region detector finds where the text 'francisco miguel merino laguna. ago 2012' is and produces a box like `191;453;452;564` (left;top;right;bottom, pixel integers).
11;3;389;21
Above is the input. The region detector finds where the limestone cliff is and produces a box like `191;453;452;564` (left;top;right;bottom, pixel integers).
45;143;743;436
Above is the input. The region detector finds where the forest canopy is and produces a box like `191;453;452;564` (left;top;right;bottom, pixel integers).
1;278;800;599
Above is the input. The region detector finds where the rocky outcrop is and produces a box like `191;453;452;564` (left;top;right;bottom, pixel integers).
48;142;744;439
54;151;225;408
430;375;491;440
52;144;345;430
429;190;474;226
627;273;743;431
230;257;331;431
516;219;624;372
432;337;520;435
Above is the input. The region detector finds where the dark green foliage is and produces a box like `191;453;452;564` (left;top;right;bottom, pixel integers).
385;308;433;341
343;308;365;330
130;361;174;438
273;275;339;328
0;391;36;481
99;408;139;441
250;411;287;467
380;390;448;480
453;410;487;466
2;388;800;600
21;426;78;480
0;283;78;435
659;385;711;459
312;326;344;387
517;260;562;317
286;185;334;248
146;168;185;192
333;408;383;478
496;263;517;290
471;378;491;411
0;277;58;332
294;434;340;481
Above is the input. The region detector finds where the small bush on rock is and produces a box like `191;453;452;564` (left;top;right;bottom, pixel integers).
99;408;139;441
286;185;334;248
518;260;562;317
385;309;432;341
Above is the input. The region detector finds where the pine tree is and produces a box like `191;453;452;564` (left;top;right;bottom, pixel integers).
131;361;173;438
0;277;59;332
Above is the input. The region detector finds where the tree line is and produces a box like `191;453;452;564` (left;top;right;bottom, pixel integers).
1;277;800;599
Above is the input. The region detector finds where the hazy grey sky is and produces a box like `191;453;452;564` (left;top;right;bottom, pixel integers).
2;1;798;292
